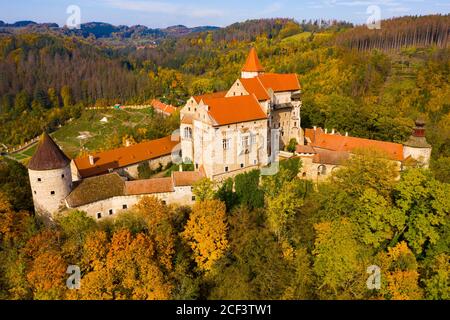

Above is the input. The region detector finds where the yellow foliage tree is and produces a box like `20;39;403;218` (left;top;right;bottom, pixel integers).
182;200;228;272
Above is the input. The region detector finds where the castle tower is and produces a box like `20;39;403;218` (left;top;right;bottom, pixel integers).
241;48;265;79
28;132;72;219
403;120;432;168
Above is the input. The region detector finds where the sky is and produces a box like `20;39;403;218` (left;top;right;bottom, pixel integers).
0;0;449;28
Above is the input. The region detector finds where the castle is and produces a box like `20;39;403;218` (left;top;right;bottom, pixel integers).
27;48;432;221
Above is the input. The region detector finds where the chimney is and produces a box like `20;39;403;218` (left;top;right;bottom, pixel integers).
313;126;317;131
345;132;349;137
179;164;183;172
89;155;95;166
332;128;335;135
413;119;426;137
325;128;328;134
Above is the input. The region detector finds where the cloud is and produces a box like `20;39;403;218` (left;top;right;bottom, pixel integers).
102;0;224;18
260;2;283;15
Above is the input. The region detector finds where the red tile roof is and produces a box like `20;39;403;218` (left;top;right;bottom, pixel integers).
74;136;179;178
239;77;270;101
193;91;227;104
125;177;174;195
151;99;177;115
313;148;350;165
305;128;404;161
296;144;316;154
172;171;204;187
201;95;267;126
242;48;265;72
257;73;301;92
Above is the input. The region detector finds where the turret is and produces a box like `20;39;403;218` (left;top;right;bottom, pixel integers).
403;120;432;168
241;48;265;79
28;132;72;220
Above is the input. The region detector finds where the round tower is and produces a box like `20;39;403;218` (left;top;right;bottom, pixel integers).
28;132;72;219
403;120;432;168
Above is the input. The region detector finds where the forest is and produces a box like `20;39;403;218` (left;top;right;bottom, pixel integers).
0;14;449;300
0;15;449;182
0;154;448;300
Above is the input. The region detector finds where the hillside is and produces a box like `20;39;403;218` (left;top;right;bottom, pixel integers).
0;20;220;45
0;15;449;181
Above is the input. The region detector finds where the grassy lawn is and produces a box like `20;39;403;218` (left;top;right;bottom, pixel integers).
10;108;156;162
52;108;155;159
281;32;312;44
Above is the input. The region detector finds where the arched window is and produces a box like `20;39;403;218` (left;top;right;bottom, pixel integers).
318;165;327;176
184;127;192;139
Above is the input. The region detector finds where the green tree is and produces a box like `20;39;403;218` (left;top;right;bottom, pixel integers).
192;178;215;201
60;86;73;108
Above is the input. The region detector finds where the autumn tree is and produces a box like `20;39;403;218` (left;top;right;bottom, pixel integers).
377;242;423;300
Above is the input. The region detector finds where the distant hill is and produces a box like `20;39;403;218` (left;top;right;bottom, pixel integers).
0;20;220;42
336;14;449;51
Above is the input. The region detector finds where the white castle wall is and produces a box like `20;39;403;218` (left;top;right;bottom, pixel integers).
29;165;72;218
69;186;195;220
403;146;432;169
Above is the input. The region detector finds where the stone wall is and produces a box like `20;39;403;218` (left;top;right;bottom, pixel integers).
29;165;73;218
69;185;195;220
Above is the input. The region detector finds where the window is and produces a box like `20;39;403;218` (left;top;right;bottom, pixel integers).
237;83;240;86
50;191;55;195
162;200;166;205
195;163;199;169
318;165;327;176
122;204;128;209
184;127;192;139
240;163;244;168
192;196;196;201
225;166;229;172
241;136;249;148
250;134;257;145
294;122;297;127
254;160;257;165
302;172;307;178
34;191;36;194
188;107;191;111
109;209;113;215
37;178;42;182
97;212;102;219
222;138;230;150
61;174;65;179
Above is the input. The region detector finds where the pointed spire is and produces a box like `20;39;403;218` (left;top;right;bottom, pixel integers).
28;132;71;170
242;47;265;72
